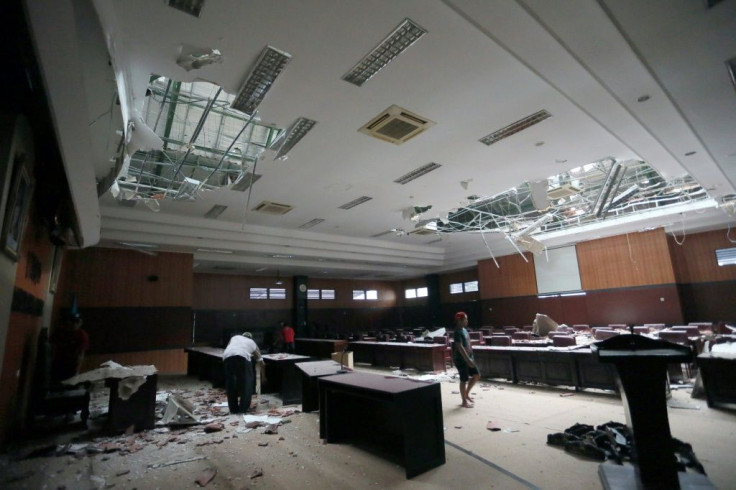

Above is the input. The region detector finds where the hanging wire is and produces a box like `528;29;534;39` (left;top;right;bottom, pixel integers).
626;233;638;266
727;222;736;244
671;213;686;245
479;226;500;268
242;157;259;231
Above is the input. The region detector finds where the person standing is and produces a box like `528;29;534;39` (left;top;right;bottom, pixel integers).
452;311;480;408
280;321;295;353
50;312;90;385
222;332;265;414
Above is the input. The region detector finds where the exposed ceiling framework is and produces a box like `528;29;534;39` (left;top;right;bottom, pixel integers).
24;0;736;279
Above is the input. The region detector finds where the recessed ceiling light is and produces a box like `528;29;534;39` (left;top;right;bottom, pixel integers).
685;151;697;156
637;95;651;102
231;46;291;115
342;18;427;87
271;117;318;159
535;141;545;147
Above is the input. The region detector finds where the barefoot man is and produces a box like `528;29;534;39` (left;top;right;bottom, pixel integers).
452;311;480;408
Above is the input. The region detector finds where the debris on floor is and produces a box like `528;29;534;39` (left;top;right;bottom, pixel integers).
546;421;707;474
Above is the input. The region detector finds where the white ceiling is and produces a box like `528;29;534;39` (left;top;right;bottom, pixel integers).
25;0;736;280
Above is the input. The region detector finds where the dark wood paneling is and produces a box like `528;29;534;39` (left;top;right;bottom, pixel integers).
478;254;536;299
194;308;291;346
57;248;193;308
306;278;399;309
439;268;479;303
678;281;736;323
584;285;682;325
82;349;188;374
194;273;291;310
577;229;675;290
82;307;192;354
668;229;736;284
481;284;682;327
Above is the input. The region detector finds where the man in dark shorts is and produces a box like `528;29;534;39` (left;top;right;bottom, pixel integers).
452;311;480;408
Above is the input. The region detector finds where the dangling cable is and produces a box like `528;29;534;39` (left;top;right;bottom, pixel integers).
727;222;736;244
480;227;500;268
671;213;686;245
242;157;259;231
626;233;638;266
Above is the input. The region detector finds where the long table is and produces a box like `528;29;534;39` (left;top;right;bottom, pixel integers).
318;371;445;478
349;341;447;372
261;353;311;405
184;346;225;387
696;353;736;409
294;338;348;359
472;346;618;391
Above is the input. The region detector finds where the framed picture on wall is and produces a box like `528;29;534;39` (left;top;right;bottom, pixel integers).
1;155;34;261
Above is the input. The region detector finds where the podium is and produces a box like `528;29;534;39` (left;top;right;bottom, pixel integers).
592;334;713;489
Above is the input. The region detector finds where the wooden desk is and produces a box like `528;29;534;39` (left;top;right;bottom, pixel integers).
184;346;225;387
349;341;446;372
105;374;158;433
295;360;345;412
696;353;736;409
295;338;348;359
473;346;617;391
318;372;445;478
262;354;311;405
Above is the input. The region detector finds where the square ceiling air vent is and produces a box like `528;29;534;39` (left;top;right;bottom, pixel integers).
359;105;435;145
253;200;293;215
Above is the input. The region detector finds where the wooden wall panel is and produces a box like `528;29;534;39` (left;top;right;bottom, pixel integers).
194;273;291;310
577;229;675;290
301;278;398;309
439;268;479;303
668;229;736;284
57;248;193;309
82;349;187;374
678;282;736;323
478;253;536;299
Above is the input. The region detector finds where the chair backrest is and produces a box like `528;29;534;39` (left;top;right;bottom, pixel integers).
468;331;483;341
512;332;530;340
659;330;688;344
480;328;492;336
671;326;699;337
571;324;590;332
608;324;628;330
594;329;619;341
553;335;576;347
504;327;518;335
633;326;649;335
433;336;448;345
491;336;512;346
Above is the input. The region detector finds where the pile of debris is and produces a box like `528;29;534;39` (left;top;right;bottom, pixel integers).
547;422;706;474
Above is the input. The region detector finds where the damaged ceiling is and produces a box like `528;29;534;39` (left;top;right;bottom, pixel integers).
24;0;736;279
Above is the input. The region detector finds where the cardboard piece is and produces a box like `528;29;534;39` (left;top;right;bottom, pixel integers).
331;351;353;369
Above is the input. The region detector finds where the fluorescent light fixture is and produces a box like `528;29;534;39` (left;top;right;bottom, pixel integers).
167;0;205;17
118;241;158;249
339;196;373;210
560;292;587;297
271;254;293;259
538;294;558;299
204;205;227;219
593;162;624;218
394;162;442;185
271;117;317;159
299;218;325;229
342;18;427;87
479;110;551;146
231;46;291;115
196;248;232;254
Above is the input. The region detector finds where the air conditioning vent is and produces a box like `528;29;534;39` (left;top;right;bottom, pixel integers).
479;110;551;146
359;105;435;145
339;196;373;210
253;200;293;215
394;162;442;185
547;184;582;200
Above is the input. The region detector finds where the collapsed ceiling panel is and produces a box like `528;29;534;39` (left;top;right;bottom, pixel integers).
113;76;282;203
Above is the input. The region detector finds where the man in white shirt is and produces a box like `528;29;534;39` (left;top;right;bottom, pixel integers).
222;332;265;414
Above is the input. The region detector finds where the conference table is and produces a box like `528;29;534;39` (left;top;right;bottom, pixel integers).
261;353;311;405
184;346;225;387
472;345;618;391
295;338;348;359
318;371;445;478
295;360;346;412
349;341;447;372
